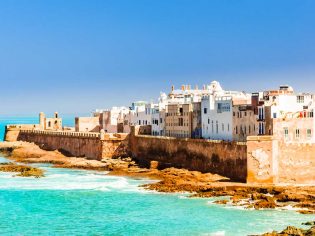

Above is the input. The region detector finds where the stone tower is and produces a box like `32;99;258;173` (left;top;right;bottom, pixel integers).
39;112;45;130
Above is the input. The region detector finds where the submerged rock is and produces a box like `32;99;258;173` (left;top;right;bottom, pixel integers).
0;163;44;178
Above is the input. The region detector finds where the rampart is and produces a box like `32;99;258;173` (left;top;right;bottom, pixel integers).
129;127;247;182
4;125;315;185
247;136;315;185
4;127;129;160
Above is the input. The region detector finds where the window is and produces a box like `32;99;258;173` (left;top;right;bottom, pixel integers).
259;122;264;135
273;113;277;118
236;126;238;134
297;96;305;103
295;129;300;139
228;124;230;132
284;127;289;139
204;108;207;114
307;129;312;139
208;118;210;124
222;123;224;132
178;118;184;126
244;112;247;117
216;121;218;134
217;103;230;113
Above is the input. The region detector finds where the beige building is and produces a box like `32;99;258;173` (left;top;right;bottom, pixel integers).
192;102;202;138
39;112;62;131
273;111;314;143
75;117;100;132
165;103;193;138
232;105;258;142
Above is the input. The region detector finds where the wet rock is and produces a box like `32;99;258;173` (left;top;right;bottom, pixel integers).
0;162;44;178
253;199;277;209
213;199;229;205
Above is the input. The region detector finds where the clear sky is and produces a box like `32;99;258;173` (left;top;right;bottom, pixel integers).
0;0;314;115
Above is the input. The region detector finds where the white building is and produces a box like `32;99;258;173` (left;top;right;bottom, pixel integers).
201;81;252;141
151;92;168;136
94;106;129;133
257;85;315;135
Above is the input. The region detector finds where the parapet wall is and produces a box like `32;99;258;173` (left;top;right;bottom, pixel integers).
5;124;40;142
129;127;247;182
247;136;315;185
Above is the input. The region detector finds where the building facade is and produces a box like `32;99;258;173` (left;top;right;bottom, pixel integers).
165;103;193;138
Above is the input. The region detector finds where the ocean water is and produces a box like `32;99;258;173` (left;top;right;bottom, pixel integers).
0;115;75;141
0;117;314;235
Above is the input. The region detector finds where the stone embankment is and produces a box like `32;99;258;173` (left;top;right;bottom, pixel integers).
0;141;315;215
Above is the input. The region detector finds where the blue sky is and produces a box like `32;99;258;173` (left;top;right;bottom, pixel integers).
0;0;314;115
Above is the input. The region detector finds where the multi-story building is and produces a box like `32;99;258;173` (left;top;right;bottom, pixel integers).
192;102;202;138
94;107;129;133
232;104;258;141
152;107;166;136
256;85;315;135
273;112;315;143
201;82;253;141
165;103;193;138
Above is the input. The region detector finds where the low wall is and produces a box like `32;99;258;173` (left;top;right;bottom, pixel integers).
129;127;247;182
247;136;315;185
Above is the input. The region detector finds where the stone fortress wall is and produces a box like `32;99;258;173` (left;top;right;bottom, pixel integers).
129;126;248;182
4;125;315;185
247;136;315;185
5;127;129;160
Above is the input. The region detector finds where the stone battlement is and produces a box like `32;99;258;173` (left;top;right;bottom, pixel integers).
136;134;246;146
19;129;100;139
4;126;129;160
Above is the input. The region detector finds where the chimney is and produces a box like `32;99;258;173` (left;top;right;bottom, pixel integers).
181;85;185;91
171;85;174;91
195;85;198;90
203;84;206;90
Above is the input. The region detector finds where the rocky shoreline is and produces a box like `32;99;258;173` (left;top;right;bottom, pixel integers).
0;141;314;234
256;221;315;236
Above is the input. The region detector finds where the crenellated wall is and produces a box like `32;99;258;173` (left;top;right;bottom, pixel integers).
5;128;129;160
129;126;247;182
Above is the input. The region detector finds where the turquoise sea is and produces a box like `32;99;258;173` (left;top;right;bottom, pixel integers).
0;117;314;235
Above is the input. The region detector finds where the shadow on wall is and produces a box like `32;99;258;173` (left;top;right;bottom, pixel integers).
129;126;247;182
